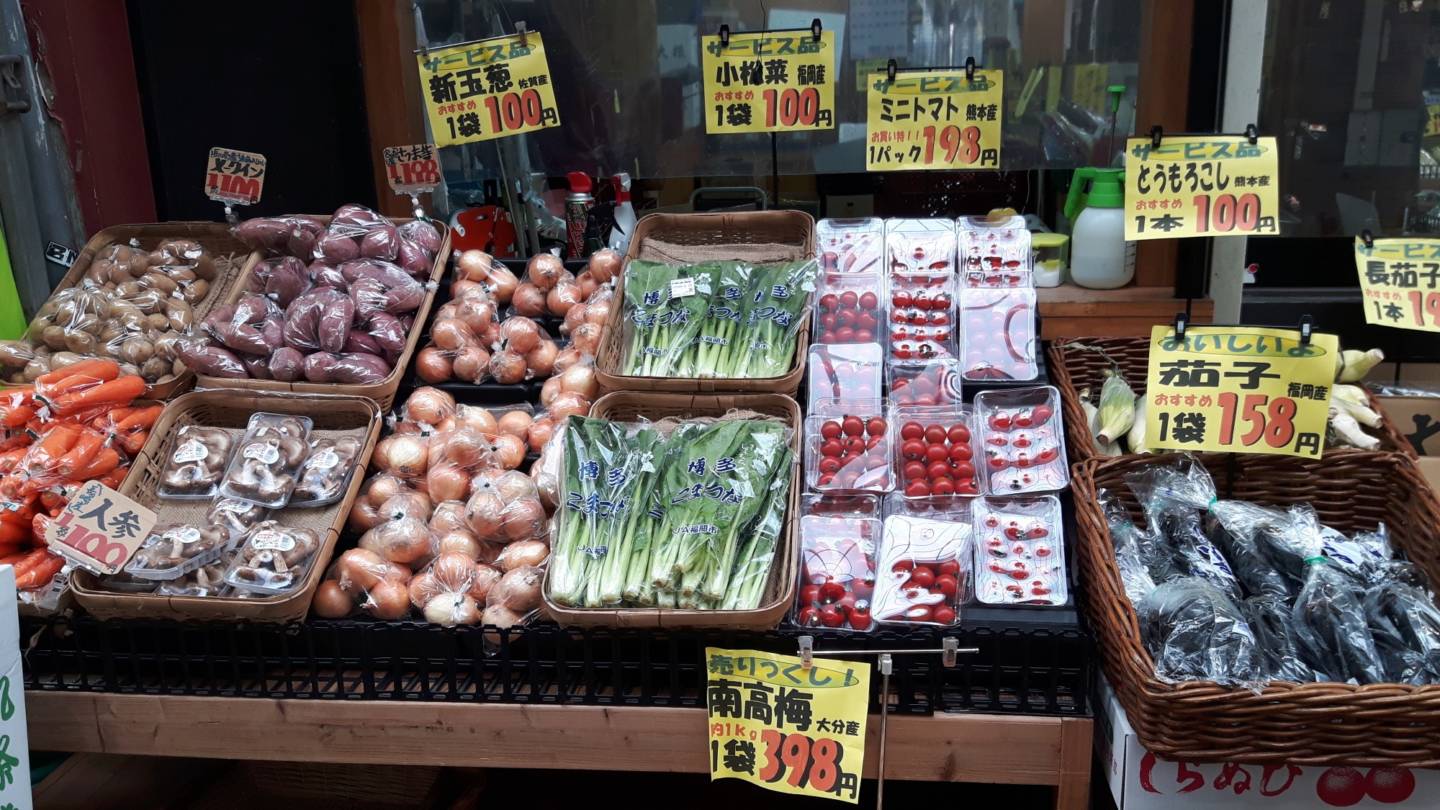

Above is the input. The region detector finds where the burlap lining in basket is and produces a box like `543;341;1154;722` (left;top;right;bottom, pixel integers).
635;238;806;265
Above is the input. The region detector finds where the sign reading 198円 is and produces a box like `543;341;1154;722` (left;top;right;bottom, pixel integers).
1145;325;1336;458
700;30;836;134
1123;135;1280;241
1354;236;1440;332
417;33;560;147
865;68;1003;171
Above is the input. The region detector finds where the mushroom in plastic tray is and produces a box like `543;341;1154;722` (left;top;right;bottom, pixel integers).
204;498;270;541
157;425;236;499
124;522;230;580
224;521;321;595
289;435;364;507
218;413;312;508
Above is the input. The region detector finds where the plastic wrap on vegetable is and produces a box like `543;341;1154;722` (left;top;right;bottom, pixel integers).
34;359;147;418
808;343;882;405
892;405;978;497
1286;508;1387;684
422;426;500;502
974;386;1068;494
813;275;883;346
958;214;1032;288
314;204;400;264
232;215;326;258
289;435;364;507
357;490;435;567
886;218;955;278
889;360;962;407
801;493;881;519
874;508;969;625
405;552;501;625
9;423;123;495
816;217;883;277
158;425;235;499
224;521;321;595
315;548;410;619
887;273;956;366
218;413;311;508
156;557;232;597
465;468;547;546
249;256;312;308
1137;577;1268;687
1124;459;1243;600
1203;501;1293;600
1364;562;1440;684
806;400;892;493
974;496;1066;605
620;260;715;377
960;288;1037;381
205;498;269;541
1101;494;1158;606
793;515;878;631
125;523;230;580
1243;595;1316;682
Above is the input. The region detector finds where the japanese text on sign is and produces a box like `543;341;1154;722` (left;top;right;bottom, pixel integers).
382;144;440;195
1145;326;1336;458
417;33;561;146
1354;237;1440;332
42;481;155;576
204;147;266;206
865;68;1003;172
1123;135;1280;241
700;31;836;134
706;647;868;804
1426;95;1440;138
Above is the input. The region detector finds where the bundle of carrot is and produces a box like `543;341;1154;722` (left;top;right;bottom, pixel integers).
0;358;158;599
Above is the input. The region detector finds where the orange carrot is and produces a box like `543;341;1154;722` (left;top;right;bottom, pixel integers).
16;554;63;589
56;429;104;477
7;548;47;576
52;375;145;415
74;446;120;480
0;523;25;546
34;423;80;457
99;465;128;489
35;358;119;393
0;551;29;567
118;429;148;456
115;405;161;431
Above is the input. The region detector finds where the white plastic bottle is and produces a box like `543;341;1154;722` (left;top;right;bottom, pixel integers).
1064;169;1134;289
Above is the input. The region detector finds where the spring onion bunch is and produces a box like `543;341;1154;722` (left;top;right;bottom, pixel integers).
550;415;795;610
621;260;817;379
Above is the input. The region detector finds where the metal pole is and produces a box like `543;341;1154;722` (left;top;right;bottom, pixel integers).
876;653;892;810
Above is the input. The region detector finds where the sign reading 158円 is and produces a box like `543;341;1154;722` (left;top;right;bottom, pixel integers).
701;31;836;134
1354;237;1440;332
865;69;1003;171
1123;135;1280;241
417;33;560;146
1145;325;1336;458
707;647;868;804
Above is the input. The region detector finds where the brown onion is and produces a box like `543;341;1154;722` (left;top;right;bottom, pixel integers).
548;393;592;420
408;572;441;608
456;249;493;281
483;264;519;304
527;416;556;453
500;316;541;354
501;498;546;542
465;489;505;539
498;539;549;571
435;528;482;560
450;278;483;300
512;283;546;317
426;462;470;502
367;474;411;507
488;469;539;502
479;320;502;348
496;409;533;438
489;351;527;385
575;270;598;301
455;404;499;433
588;248;621;283
469;564;503;602
553;346;585;375
375;434;429;478
547;282;581;317
525;340;558;377
360;518;431;565
451;345;491;383
424;594;481;626
540;376;562;407
432;551;478;592
313;581;354;618
404;387;455;426
561;303;587;335
493;565;544;611
347;499;382;533
338;548;389;591
415;347;452;383
382;491;434;522
435;302;460;321
438;426;492;468
584;300;611;326
570;322;603;356
431;318;476;351
490;433;527;469
364;579;411;620
527;253;564;291
456;296;497;334
558;363;599;399
429;501;469;534
482;605;524;643
476;541;504;566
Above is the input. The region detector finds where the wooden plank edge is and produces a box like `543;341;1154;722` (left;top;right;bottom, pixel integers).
27;692;1086;786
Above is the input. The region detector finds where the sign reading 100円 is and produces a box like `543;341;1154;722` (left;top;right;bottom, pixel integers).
700;31;837;135
417;33;561;147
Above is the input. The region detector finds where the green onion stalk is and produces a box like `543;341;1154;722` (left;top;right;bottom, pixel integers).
693;262;750;378
550;417;611;606
738;260;819;378
591;423;664;606
722;460;793;610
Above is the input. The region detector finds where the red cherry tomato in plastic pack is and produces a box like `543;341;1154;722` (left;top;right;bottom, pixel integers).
848;605;873;631
859;291;879;310
819;293;839;311
948;424;970;444
819;604;846;628
925;444;949;464
866;417;886;436
900;422;924;441
839;290;859;309
935;574;959;599
801;583;822;604
852;578;874;600
819;580;846;603
926;461;951;480
902;439;926;460
892;559;915;574
948;444;972;464
924;425;947;444
842;415;864;437
903;461;927;481
821;421;842;440
930;477;955;496
797;606;821;626
907;567;936;588
931;605;957;625
905;480;930;497
937;559;961;577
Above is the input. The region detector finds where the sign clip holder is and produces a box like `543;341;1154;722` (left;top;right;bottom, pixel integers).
1244;123;1259;145
515;21;529;48
965;56;977;82
1298;314;1313;346
1150;124;1164;148
1174;311;1188;341
718;24;729;48
1361;229;1376;250
221;203;238;226
810;18;822;41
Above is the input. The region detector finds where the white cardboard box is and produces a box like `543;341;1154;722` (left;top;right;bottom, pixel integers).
1097;677;1440;809
0;567;31;810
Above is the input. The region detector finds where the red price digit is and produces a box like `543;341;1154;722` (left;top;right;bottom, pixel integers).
1264;397;1297;448
1218;393;1298;449
807;738;841;793
779;732;812;787
483;89;545;133
1406;290;1440;327
1193;193;1262;233
920;125;982;166
761;88;820;128
62;526;127;568
757;729;784;783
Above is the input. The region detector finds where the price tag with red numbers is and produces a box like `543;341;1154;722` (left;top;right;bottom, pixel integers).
43;481;156;576
417;32;560;146
1123;134;1280;240
383;144;440;195
1145;325;1336;458
865;68;1003;171
1354;236;1440;332
204;147;266;207
706;647;869;803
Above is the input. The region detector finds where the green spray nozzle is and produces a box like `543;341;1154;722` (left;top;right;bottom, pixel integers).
1106;84;1126;114
1064;167;1126;223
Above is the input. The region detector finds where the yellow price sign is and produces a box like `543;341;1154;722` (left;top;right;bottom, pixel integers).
1123;135;1281;241
865;69;1003;171
417;33;560;146
1426;104;1440;138
1355;237;1440;332
700;30;836;134
706;647;868;803
1145;325;1336;458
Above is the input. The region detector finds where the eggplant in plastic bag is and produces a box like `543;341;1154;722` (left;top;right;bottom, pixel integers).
1242;595;1315;682
1364;561;1440;685
1291;557;1387;684
1137;577;1268;687
1125;459;1244;600
1204;501;1293;600
1101;494;1157;607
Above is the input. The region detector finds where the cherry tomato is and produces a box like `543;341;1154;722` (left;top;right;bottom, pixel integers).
948;444;972;464
866;417;886;436
851;578;874;600
900;422;925;441
901;439;926;460
820;312;837;329
846;437;866;455
924;425;947;444
818;293;839;311
931;292;951;309
1014;409;1035;428
930;477;955;496
925;444;949;464
892;342;912;359
907;567;936;588
892;290;912;309
821;421;842;440
904;480;930;497
859;291;879;310
937;559;961;576
952;461;976;479
931;605;957;625
839;290;859;309
801;583;822;604
903;461;927;480
892;559;915;573
948;425;970;444
820;438;842;457
926;461;951;480
835;309;855;327
818;473;835;486
848;606;872;631
819;604;846;628
989;412;1012;430
934;574;959;599
797;606;822;626
819;330;837;343
819;581;846;603
955;480;979;495
1032;404;1054;424
818;457;841;475
834;326;855;342
866;435;883;450
842;415;864;437
854;328;874;342
835;593;856;614
928;311;949;325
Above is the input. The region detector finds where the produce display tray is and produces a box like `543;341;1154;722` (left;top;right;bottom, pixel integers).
20;614;1088;717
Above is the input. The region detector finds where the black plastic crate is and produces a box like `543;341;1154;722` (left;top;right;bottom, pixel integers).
21;616;1088;717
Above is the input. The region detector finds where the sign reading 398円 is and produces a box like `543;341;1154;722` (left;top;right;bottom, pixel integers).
418;33;560;146
865;68;1003;171
1145;325;1336;458
1123;135;1280;241
1354;237;1440;332
706;647;868;804
700;30;836;134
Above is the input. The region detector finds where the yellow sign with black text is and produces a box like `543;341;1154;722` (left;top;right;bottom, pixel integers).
706;647;868;803
417;33;560;146
1355;237;1440;332
1427;104;1440;138
700;30;836;134
1145;325;1336;458
865;69;1003;171
1123;135;1281;241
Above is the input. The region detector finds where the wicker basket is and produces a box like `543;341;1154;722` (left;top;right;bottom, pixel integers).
594;211;815;395
17;222;259;401
195;218;450;411
1073;450;1440;766
70;390;381;622
541;391;802;629
1048;336;1414;462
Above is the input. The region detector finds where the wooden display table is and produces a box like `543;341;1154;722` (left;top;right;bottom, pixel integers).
27;692;1091;809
